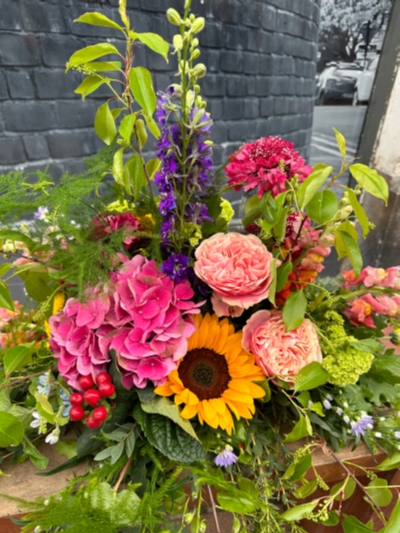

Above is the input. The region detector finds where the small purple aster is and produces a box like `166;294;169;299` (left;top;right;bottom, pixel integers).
214;447;238;468
162;253;191;282
34;206;48;220
350;413;373;437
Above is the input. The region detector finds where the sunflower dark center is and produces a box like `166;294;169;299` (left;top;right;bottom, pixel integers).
178;348;231;400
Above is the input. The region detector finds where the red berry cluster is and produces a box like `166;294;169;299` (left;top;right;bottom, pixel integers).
69;372;115;429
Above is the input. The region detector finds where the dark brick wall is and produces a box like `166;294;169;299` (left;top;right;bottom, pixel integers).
0;0;320;177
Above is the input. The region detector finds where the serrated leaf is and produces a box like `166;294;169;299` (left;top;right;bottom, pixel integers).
294;362;329;392
349;163;388;205
0;281;14;311
74;12;124;32
346;187;370;238
306;190;338;224
280;501;317;521
68;43;120;67
136;407;205;463
141;396;200;441
297;166;333;208
284;415;312;443
333;128;346;160
0;411;24;447
131;32;169;62
129;67;156;116
95;102;117;146
282;290;307;332
4;343;34;376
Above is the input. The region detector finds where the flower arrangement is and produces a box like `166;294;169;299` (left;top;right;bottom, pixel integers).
0;1;400;532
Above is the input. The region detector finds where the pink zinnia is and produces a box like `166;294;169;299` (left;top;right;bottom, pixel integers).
225;136;312;198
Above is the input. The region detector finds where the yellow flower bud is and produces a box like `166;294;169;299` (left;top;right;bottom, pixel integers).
191;17;205;34
192;63;207;78
166;8;182;26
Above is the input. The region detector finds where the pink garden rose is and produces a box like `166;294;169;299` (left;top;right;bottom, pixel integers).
242;310;322;383
194;232;276;317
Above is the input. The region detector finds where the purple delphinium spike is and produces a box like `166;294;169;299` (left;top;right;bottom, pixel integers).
162;253;191;282
214;447;238;468
154;86;214;253
350;413;373;437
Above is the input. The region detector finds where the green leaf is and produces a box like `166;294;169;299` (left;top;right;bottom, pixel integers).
125;431;136;458
135;406;206;463
330;477;356;501
95;102;117;146
126;153;146;201
282;290;307;332
293;479;318;499
272;206;289;243
289;453;312;481
267;259;277;306
280;501;317;521
85;61;122;72
0;411;24;447
343;515;374;533
297;166;333;209
37;454;87;476
146;158;161;180
276;261;293;292
216;492;257;514
258;380;271;403
333;128;346;160
382;497;400;533
94;445;116;462
34;392;55;424
336;229;363;276
377;452;400;471
349;163;388;205
306;190;338;224
74;75;106;99
0;281;14;311
22;436;49;470
74;12;124;32
366;478;393;507
294;362;329;392
143;113;160;138
129;67;156;116
141;396;200;441
346;188;370;238
68;43;120;67
56;439;77;460
0;263;12;278
284;415;312;443
4;343;34;376
25;274;53;302
119;113;136;143
0;229;35;251
131;32;169;62
112;147;125;186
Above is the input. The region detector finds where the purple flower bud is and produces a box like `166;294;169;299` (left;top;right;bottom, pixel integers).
214;447;238;468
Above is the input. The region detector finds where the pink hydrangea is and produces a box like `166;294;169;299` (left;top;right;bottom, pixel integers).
194;232;276;318
242;310;322;384
344;294;400;328
225;136;313;198
49;255;202;391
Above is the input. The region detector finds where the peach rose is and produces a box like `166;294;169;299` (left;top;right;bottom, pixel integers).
242;310;322;383
194;232;275;317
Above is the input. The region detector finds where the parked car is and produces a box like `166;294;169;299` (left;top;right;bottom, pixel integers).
315;63;362;105
353;56;379;105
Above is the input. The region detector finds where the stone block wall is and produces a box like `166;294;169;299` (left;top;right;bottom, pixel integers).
0;0;320;177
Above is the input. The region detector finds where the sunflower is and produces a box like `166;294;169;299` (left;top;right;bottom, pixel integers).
155;313;265;435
